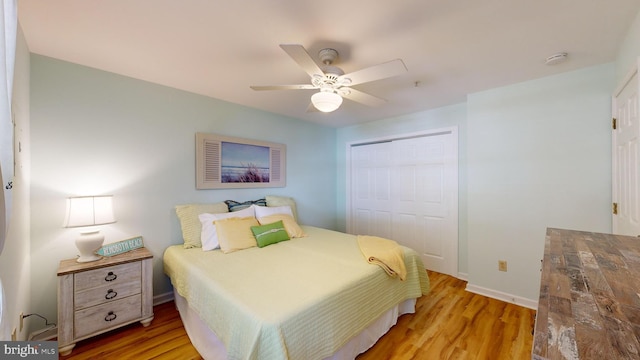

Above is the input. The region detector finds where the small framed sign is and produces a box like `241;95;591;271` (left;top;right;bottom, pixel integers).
98;236;144;257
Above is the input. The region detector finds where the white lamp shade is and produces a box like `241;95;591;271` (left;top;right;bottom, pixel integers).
64;196;115;228
311;91;343;112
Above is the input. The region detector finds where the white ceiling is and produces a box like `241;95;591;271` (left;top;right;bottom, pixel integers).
17;0;640;127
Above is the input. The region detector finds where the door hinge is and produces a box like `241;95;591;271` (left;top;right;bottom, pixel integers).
613;202;618;215
613;118;617;130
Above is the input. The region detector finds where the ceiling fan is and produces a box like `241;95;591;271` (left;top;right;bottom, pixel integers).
250;44;407;113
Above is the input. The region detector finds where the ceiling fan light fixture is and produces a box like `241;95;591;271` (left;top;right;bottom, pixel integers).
311;91;343;112
251;44;408;113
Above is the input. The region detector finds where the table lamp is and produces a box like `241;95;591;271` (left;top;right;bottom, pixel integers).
64;195;116;262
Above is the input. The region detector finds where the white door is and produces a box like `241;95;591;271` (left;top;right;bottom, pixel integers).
349;130;458;276
351;141;394;239
613;70;640;236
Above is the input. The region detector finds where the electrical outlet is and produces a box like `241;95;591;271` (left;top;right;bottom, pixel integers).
498;260;508;272
19;312;23;332
11;328;16;341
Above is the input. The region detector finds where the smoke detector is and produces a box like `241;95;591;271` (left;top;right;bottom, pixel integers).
545;52;568;65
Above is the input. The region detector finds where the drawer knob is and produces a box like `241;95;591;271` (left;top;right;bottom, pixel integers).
105;289;118;300
105;311;117;322
105;272;118;282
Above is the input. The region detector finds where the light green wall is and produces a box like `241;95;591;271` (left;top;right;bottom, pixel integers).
336;103;468;275
336;63;616;302
29;55;337;323
466;63;615;301
0;26;31;340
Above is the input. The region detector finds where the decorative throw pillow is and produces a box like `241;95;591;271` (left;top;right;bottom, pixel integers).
257;214;305;238
251;220;290;248
266;195;298;221
216;217;260;253
175;202;229;249
225;198;267;212
254;205;294;219
199;205;256;251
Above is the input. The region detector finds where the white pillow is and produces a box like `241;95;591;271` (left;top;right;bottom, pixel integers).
266;195;298;221
254;205;293;219
199;205;256;251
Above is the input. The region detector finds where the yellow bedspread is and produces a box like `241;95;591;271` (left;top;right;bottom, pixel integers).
164;226;430;360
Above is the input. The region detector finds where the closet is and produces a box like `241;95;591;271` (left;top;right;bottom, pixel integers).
348;129;458;276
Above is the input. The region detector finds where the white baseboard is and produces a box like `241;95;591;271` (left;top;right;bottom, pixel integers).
154;291;174;306
28;325;57;341
457;272;469;281
465;283;538;310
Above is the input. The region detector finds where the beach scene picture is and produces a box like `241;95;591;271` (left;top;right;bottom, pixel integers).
221;141;270;183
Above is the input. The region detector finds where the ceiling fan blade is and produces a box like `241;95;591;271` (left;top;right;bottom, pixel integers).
250;84;317;91
340;59;407;86
280;44;325;78
341;87;387;107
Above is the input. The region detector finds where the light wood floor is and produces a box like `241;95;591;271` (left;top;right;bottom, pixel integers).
60;271;535;360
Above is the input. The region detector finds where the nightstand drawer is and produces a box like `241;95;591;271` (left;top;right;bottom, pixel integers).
74;280;141;310
74;294;142;339
74;262;141;292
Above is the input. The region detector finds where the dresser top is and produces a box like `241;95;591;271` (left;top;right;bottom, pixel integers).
57;247;153;275
532;228;640;359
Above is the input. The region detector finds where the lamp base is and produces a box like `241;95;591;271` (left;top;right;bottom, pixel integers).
76;230;104;263
77;254;102;263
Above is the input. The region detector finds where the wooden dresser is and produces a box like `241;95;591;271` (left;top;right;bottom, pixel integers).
532;228;640;359
57;247;154;355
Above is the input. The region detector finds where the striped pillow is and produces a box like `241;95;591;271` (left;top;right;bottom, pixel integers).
225;198;267;212
175;202;229;248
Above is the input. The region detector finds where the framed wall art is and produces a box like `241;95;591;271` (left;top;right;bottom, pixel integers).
196;133;286;189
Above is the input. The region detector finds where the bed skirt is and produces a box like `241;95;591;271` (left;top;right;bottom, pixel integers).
173;288;416;360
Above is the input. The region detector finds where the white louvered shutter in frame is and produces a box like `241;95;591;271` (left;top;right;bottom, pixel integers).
196;133;286;189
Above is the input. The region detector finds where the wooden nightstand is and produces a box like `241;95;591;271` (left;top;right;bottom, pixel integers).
57;247;154;356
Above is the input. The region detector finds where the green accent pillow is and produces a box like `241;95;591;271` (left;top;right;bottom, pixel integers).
251;220;290;248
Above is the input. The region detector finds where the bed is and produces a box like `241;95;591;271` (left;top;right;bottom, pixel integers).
164;199;430;360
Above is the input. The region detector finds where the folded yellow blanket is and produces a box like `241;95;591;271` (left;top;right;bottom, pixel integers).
357;235;407;281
